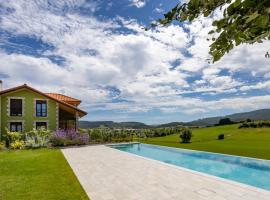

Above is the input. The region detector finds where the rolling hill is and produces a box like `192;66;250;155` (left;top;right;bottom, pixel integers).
79;109;270;129
79;121;149;129
188;109;270;126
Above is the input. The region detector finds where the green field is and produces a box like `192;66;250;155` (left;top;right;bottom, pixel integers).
0;149;89;200
139;124;270;160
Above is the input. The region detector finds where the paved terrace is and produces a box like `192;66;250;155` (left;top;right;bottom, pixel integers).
62;145;270;200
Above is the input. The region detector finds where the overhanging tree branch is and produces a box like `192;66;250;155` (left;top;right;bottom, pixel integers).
155;0;270;62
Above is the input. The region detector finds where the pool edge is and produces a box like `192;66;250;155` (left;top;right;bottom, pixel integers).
107;143;270;194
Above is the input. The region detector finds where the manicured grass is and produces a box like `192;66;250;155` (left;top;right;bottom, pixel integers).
139;124;270;160
0;149;89;200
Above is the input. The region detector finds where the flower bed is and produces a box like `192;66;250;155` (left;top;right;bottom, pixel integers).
50;129;89;146
0;128;89;150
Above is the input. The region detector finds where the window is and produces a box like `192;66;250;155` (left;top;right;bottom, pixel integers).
36;100;47;117
10;122;23;132
36;122;47;130
10;99;23;116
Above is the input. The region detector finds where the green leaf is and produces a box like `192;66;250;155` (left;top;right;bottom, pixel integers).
227;4;235;15
257;15;269;28
234;0;241;8
242;0;256;8
155;0;270;62
246;12;259;23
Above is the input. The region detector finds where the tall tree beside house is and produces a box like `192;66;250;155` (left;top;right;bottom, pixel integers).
155;0;270;62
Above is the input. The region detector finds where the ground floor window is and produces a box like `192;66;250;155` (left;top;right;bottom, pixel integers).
10;122;23;132
36;122;47;130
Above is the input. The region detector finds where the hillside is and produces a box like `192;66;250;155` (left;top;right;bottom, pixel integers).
79;121;149;129
79;109;270;129
188;109;270;126
154;122;186;128
139;124;270;160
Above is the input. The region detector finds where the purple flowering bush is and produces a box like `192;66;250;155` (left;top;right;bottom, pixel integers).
50;129;89;146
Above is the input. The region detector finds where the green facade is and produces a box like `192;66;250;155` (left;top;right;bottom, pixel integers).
0;88;58;136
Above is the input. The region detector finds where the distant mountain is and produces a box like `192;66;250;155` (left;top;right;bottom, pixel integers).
188;109;270;126
79;109;270;129
79;121;115;129
154;122;186;128
79;121;149;129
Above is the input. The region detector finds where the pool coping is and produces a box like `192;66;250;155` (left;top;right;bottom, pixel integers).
107;143;270;195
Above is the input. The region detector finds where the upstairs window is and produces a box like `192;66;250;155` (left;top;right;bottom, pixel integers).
10;99;23;116
10;122;23;132
36;100;47;117
36;122;47;130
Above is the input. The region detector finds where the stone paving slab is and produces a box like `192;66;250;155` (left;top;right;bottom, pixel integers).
62;145;270;200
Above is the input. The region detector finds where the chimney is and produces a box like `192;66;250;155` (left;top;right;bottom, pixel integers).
0;80;2;91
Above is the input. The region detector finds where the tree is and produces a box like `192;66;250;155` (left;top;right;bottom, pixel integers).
156;0;270;62
246;118;252;122
218;118;234;125
179;128;193;143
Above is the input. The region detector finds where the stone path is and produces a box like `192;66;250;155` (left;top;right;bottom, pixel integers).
62;145;270;200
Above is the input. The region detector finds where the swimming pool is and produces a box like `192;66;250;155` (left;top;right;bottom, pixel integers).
109;143;270;191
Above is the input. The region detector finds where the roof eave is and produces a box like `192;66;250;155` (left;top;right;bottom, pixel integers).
0;84;88;117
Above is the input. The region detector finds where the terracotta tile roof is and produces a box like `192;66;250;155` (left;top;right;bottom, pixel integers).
0;84;87;117
45;93;81;107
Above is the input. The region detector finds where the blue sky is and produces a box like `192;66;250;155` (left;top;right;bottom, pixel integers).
1;0;270;124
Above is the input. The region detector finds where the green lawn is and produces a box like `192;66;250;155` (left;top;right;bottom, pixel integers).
0;149;89;200
139;124;270;160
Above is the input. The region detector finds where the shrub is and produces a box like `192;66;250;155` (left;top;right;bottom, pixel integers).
0;142;5;150
218;118;234;125
50;129;68;146
238;122;249;129
7;131;21;141
77;133;89;145
218;134;225;140
10;140;24;149
50;129;89;146
3;130;22;148
25;128;51;148
2;128;51;149
179;128;192;143
88;129;102;142
250;122;257;128
50;135;66;146
239;121;270;129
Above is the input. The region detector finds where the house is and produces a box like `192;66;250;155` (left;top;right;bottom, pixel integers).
0;81;87;137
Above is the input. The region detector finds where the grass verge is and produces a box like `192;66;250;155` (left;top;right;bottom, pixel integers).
139;124;270;160
0;148;89;200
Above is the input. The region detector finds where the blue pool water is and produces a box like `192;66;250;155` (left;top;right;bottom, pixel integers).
109;143;270;191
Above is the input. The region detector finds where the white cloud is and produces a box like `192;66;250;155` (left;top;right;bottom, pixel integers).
0;1;188;111
129;0;147;8
0;0;270;122
239;80;270;91
154;7;164;13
